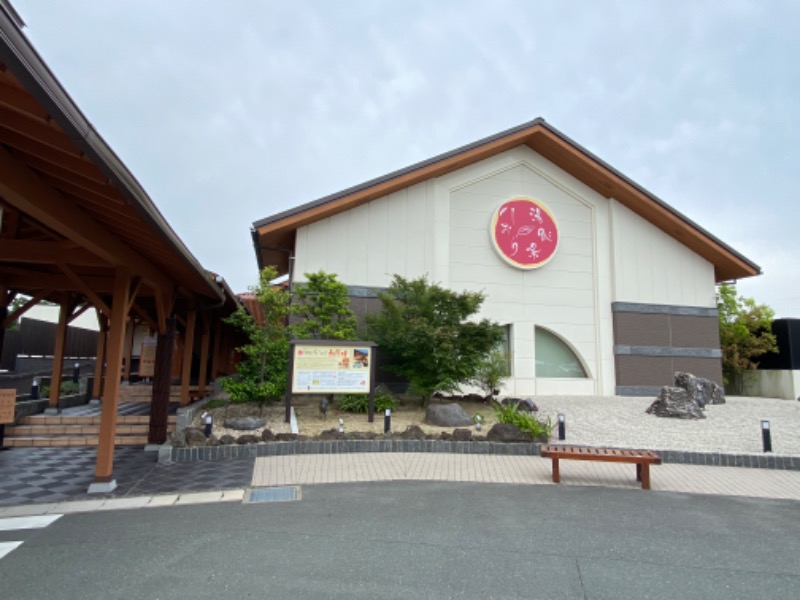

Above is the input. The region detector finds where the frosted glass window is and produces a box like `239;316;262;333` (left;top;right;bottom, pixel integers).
535;327;587;378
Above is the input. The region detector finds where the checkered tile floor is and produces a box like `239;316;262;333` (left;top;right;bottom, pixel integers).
0;447;254;505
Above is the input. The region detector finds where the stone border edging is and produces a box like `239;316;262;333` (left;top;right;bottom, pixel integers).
162;440;800;471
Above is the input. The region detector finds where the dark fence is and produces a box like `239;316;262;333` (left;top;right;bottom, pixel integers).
1;318;98;370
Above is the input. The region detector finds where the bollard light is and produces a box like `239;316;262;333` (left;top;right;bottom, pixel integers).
474;414;483;432
73;362;80;383
558;413;566;441
202;411;213;438
761;420;772;453
384;408;391;433
31;378;39;400
338;417;345;433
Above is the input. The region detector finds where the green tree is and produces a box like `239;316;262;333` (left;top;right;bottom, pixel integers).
717;284;778;395
220;267;290;413
290;271;357;340
367;275;504;402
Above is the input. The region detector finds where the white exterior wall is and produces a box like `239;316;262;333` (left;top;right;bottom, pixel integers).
293;145;716;396
609;200;716;307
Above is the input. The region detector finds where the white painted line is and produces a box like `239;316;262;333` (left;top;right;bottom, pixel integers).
0;541;23;560
0;514;62;531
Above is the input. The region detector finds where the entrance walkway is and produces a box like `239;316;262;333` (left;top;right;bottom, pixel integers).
251;453;800;501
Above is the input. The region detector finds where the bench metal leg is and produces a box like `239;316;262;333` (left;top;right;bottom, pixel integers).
552;458;560;483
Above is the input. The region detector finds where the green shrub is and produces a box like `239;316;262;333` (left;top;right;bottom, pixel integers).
337;393;397;414
40;380;80;397
493;402;554;439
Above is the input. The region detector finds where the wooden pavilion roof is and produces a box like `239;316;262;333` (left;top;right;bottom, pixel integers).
0;7;225;329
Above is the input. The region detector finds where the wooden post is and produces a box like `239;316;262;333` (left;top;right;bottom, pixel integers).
210;317;222;381
91;268;130;492
92;311;108;400
148;316;175;444
197;313;210;396
123;317;135;381
180;310;196;406
48;295;71;409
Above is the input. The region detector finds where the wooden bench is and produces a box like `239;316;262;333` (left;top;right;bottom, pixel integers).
540;445;662;490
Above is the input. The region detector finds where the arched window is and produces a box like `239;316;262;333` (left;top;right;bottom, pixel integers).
535;327;588;378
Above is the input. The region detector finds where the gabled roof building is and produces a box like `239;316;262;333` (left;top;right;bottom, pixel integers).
253;119;759;396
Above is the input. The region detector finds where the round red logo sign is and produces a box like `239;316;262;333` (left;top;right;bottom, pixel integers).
490;197;559;269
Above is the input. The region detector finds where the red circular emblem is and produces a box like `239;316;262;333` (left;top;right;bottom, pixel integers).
490;197;559;269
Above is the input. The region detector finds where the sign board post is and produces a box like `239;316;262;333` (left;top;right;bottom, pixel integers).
285;340;378;423
0;389;15;450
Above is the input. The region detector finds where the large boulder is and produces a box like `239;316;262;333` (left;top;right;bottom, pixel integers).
169;429;187;448
646;387;706;419
224;417;266;430
235;434;260;444
486;423;532;443
674;372;725;407
425;403;474;427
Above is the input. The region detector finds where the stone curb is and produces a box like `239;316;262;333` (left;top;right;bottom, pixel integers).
164;441;800;471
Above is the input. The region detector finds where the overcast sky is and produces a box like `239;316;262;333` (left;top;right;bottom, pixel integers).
14;0;800;316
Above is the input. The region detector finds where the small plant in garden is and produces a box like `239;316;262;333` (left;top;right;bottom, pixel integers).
337;393;397;414
470;347;509;400
493;402;554;439
40;380;80;397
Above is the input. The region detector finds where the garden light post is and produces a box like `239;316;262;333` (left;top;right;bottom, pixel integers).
73;362;80;383
384;408;391;433
761;420;772;453
558;413;566;441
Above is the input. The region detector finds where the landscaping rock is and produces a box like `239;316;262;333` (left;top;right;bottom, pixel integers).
397;425;427;440
647;387;706;419
486;423;531;443
425;403;473;427
207;435;221;446
236;434;260;444
185;428;208;447
501;397;538;412
169;429;186;448
452;428;473;441
224;417;266;431
275;433;301;441
261;429;275;442
319;429;345;440
219;434;235;445
674;371;725;407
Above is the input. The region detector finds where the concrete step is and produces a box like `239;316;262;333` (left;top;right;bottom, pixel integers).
7;423;165;437
18;415;178;426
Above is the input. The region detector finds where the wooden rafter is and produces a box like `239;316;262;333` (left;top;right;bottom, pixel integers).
2;287;52;327
57;262;111;316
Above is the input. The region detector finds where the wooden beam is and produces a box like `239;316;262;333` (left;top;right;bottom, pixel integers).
94;268;131;485
0;145;176;298
67;302;91;325
57;262;112;316
2;288;52;327
131;303;157;333
0;270;114;293
0;239;107;266
180;310;196;406
126;277;142;314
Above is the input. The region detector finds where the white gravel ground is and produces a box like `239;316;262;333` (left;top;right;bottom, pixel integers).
533;395;800;456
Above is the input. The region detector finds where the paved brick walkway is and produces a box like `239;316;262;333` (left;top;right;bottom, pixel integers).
252;453;800;501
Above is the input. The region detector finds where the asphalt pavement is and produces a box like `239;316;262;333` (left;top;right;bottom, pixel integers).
1;481;798;599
